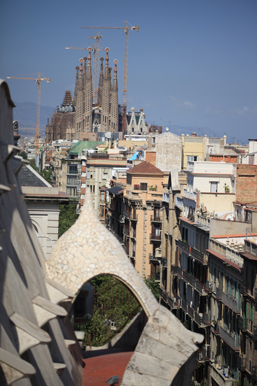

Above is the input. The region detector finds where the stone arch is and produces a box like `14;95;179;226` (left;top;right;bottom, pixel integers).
46;191;204;385
47;193;158;317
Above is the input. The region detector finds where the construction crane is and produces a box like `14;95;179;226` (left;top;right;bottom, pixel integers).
6;73;50;158
81;21;139;134
65;37;104;105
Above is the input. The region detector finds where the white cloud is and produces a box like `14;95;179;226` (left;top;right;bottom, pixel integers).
170;95;195;110
231;106;250;116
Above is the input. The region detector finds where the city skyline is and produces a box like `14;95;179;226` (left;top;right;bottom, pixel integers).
1;0;257;143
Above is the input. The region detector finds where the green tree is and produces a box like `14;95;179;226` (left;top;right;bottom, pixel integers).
58;201;78;237
75;275;141;347
29;158;39;172
40;168;52;184
20;151;27;159
144;277;160;300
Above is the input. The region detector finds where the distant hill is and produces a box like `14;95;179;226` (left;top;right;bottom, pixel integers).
13;102;55;136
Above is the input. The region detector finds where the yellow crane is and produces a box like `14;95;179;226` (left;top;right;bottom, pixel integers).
81;21;139;133
6;73;50;157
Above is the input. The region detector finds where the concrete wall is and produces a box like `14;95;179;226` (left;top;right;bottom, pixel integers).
210;218;254;237
156;131;182;172
199;193;235;214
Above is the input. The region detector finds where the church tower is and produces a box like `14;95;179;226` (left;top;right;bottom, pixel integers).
75;59;84;138
101;48;111;132
84;48;93;132
109;60;119;132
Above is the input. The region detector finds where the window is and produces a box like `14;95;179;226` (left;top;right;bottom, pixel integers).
187;156;198;164
103;172;108;180
67;176;78;185
155;227;161;236
67;187;77;196
68;165;78;174
100;192;105;202
140;182;147;191
210;182;218;193
127;174;132;185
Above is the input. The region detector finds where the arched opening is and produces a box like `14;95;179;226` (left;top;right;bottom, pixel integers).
69;274;147;351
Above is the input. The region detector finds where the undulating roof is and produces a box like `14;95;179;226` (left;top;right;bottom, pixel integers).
69;141;104;156
128;161;163;175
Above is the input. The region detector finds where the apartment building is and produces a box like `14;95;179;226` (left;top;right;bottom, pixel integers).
123;161;166;278
181;133;227;170
239;238;257;386
82;154;127;214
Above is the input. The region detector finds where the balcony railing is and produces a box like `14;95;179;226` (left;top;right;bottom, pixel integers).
182;299;188;313
195;312;203;326
202;345;211;360
150;233;161;241
124;210;130;218
130;213;138;221
159;288;168;303
219;326;240;351
123;228;130;237
221;292;240;313
177;266;183;277
188;306;195;319
149;254;159;263
191;246;208;264
150;215;162;223
176;239;190;254
168;295;179;309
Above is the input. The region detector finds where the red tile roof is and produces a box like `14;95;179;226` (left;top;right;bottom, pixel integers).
82;351;133;386
127;161;163;175
212;233;257;239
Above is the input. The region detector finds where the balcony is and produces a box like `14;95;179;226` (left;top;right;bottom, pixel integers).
168;295;179;309
191;246;208;264
176;266;183;277
219;326;240;351
150;215;162;223
202;345;211;360
237;355;246;370
176;239;190;254
210;363;236;386
131;229;136;239
123;228;130;237
182;299;188;313
203;312;211;325
195;312;203;326
163;192;169;203
183;270;189;282
130;212;138;221
150;233;161;241
183;189;197;201
159;288;168;303
124;209;130;218
149;254;159;263
221;292;240;313
188;306;195;319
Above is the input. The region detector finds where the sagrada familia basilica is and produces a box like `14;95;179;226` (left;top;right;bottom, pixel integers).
45;47;120;142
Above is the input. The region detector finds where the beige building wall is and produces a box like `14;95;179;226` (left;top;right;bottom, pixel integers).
124;172;164;278
181;134;206;169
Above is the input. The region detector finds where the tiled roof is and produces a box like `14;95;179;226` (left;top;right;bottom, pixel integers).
127;161;163;175
69;141;104;155
19;165;50;187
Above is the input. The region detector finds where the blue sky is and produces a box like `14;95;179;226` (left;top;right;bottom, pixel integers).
1;0;257;143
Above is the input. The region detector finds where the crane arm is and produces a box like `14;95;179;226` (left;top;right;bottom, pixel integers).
7;76;50;82
82;26;139;31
